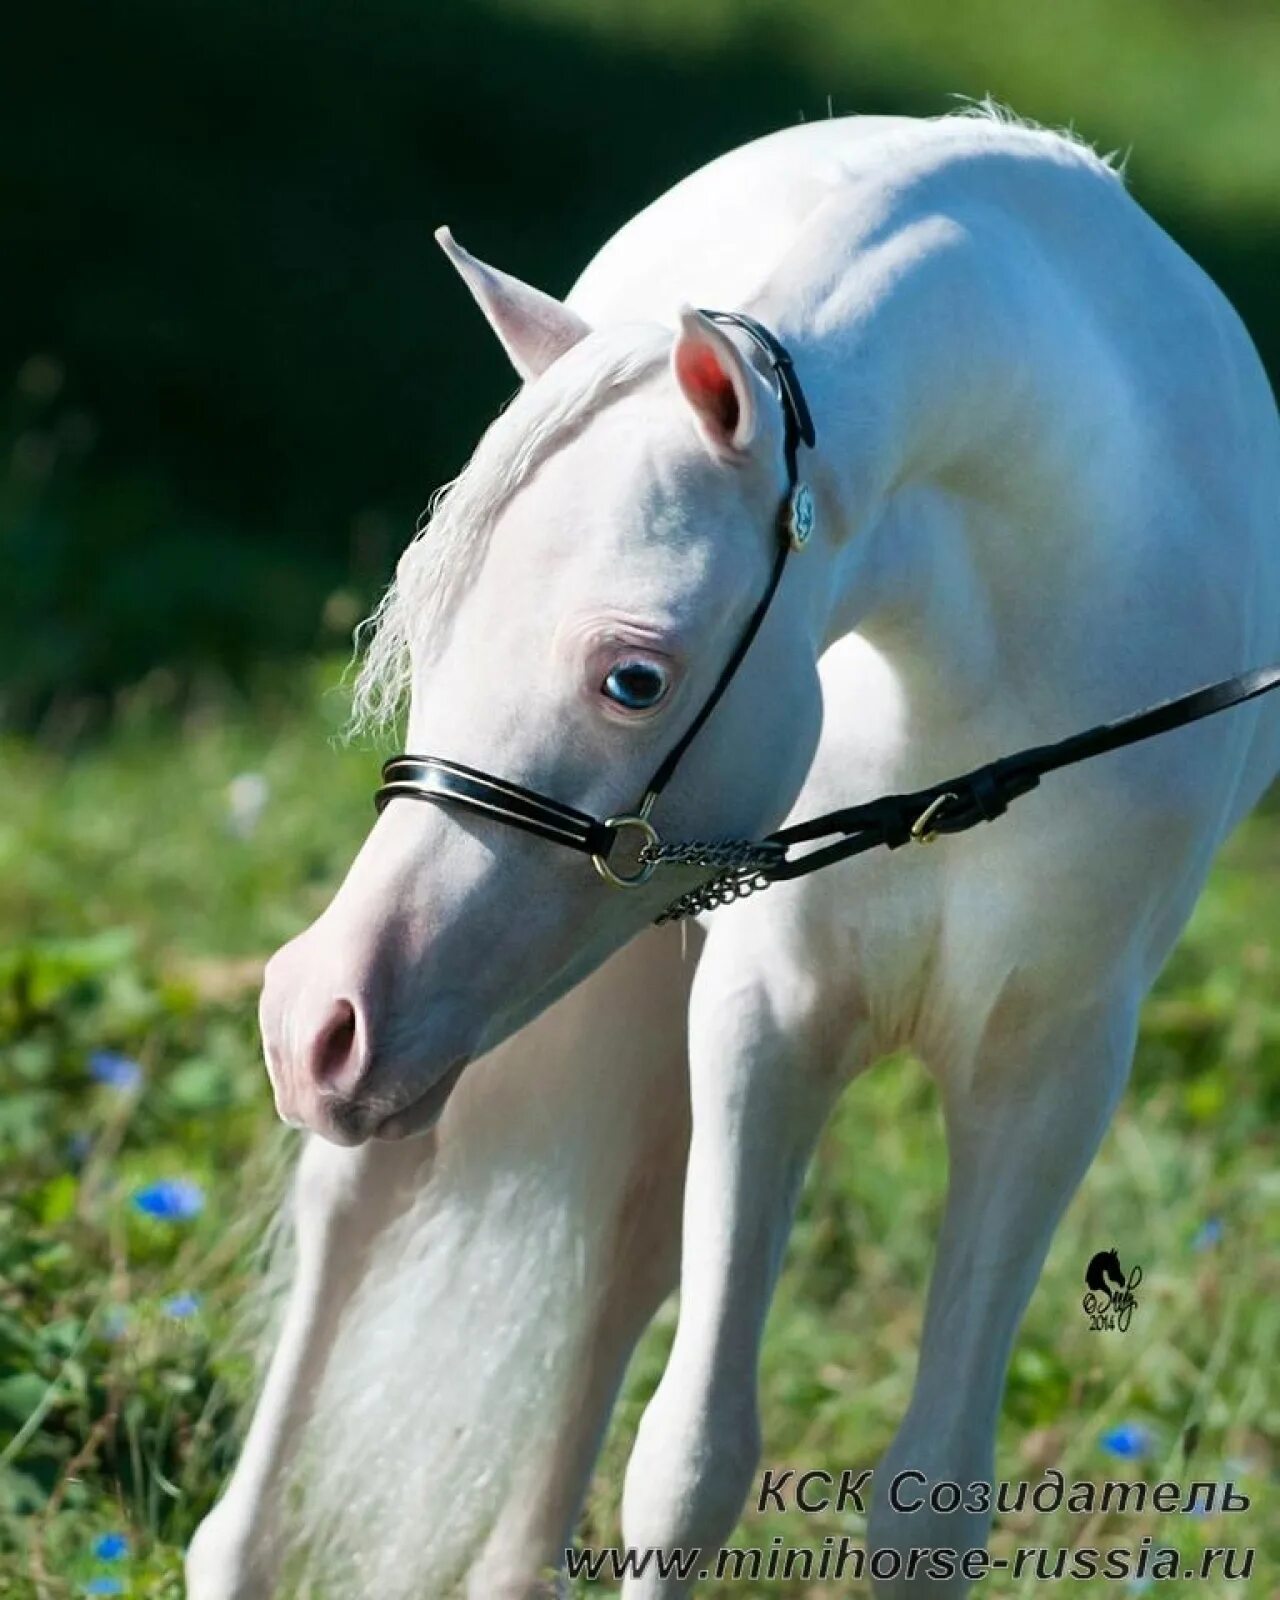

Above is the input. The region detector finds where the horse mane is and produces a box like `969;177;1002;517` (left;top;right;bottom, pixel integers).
946;96;1129;180
349;325;670;735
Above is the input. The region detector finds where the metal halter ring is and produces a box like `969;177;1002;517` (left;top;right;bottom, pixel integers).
592;811;661;889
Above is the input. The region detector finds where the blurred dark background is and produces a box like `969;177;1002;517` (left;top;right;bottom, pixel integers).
3;0;1278;722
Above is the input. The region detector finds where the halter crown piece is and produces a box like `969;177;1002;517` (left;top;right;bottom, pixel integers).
376;310;1280;922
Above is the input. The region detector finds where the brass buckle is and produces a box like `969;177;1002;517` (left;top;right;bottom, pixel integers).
592;796;660;889
910;792;956;845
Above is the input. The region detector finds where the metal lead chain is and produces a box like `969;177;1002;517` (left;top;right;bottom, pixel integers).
640;837;783;873
639;836;785;924
655;867;775;924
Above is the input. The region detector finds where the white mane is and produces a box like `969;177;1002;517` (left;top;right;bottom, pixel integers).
350;326;669;734
947;94;1128;179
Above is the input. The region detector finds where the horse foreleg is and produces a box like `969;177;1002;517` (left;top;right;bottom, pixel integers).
185;1132;428;1600
868;995;1138;1598
619;925;852;1599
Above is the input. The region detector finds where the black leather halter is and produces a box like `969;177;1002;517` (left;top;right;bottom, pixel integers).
376;310;1280;921
377;309;818;890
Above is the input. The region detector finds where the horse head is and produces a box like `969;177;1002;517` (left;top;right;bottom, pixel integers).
258;235;827;1144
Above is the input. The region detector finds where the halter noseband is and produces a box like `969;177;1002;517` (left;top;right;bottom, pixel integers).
375;311;1280;922
377;309;818;898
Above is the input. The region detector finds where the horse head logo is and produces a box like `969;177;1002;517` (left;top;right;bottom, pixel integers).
1085;1247;1126;1295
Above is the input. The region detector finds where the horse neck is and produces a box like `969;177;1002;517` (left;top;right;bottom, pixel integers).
757;172;1136;720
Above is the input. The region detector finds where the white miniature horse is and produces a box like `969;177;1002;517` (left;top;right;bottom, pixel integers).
188;113;1279;1599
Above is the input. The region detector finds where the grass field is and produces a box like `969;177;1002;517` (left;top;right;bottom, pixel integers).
0;661;1276;1597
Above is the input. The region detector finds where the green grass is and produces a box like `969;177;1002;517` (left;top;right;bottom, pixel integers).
1;665;1276;1597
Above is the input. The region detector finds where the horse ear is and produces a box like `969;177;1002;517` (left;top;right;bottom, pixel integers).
436;227;591;383
671;305;760;456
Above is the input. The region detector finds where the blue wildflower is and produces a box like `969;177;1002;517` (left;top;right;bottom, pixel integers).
100;1306;130;1342
92;1533;129;1560
88;1051;142;1091
132;1179;204;1221
1192;1217;1223;1252
1100;1422;1151;1459
84;1580;124;1597
164;1292;201;1319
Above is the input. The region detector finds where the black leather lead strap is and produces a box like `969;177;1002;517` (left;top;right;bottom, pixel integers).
764;662;1280;883
1004;663;1280;782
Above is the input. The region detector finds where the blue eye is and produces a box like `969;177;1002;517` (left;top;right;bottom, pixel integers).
602;660;670;711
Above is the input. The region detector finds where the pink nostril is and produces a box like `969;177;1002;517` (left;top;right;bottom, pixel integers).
307;998;363;1091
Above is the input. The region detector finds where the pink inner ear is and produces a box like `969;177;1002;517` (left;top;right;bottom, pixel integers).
675;340;740;436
